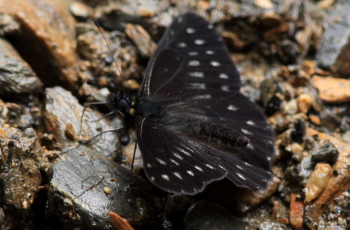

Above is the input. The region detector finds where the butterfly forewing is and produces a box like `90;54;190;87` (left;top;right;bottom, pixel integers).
140;13;241;100
136;13;275;194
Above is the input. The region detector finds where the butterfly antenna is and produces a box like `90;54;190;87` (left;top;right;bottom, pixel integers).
94;19;122;77
80;102;107;135
61;128;127;155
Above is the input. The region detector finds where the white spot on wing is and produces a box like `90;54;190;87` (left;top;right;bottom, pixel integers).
236;164;243;170
247;120;255;126
237;173;246;180
186;27;195;34
219;73;229;79
247;143;254;149
151;177;155;181
188;60;200;66
227;104;238;111
177;42;187;48
205;164;214;169
187;170;195;176
174;152;183;160
161;174;170;180
147;163;152;168
241;129;252;135
267;156;272;161
156;158;166;165
194;39;205;45
188;72;204;78
188;51;198;56
170;158;179;165
195;166;203;172
189;83;206;89
210;61;220;67
173;172;183;179
206;50;214;55
221;85;230;92
192;94;212;100
208;24;213;29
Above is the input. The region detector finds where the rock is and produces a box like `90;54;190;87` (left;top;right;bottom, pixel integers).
0;127;42;228
304;163;333;203
297;94;313;113
0;39;42;95
69;1;92;19
316;0;350;77
311;141;339;165
305;128;350;225
313;76;350;103
0;0;79;90
41;87;120;159
125;24;157;58
289;193;304;230
260;78;283;116
184;201;246;230
48;147;159;229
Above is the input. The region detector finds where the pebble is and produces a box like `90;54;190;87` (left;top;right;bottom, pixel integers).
304;163;333;203
313;76;350;103
297;94;313;113
289;193;304;230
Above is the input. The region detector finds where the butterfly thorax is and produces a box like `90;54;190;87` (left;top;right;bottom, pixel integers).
135;97;249;148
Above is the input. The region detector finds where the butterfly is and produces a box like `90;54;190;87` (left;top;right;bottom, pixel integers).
107;12;275;195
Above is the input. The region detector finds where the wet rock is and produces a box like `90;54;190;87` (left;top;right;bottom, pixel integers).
304;163;333;203
316;0;350;77
125;24;157;58
48;147;159;229
0;127;42;228
0;39;42;95
184;201;246;230
41;87;120;159
0;0;79;90
313;76;350;103
311;141;339;165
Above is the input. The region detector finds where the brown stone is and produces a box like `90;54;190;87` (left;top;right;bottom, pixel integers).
290;193;304;230
0;0;78;90
125;24;157;58
313;76;350;103
304;163;333;203
297;94;313;113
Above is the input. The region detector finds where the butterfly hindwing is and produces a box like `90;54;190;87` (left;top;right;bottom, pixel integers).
136;117;227;194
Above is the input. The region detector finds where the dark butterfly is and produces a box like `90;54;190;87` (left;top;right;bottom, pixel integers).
108;12;275;195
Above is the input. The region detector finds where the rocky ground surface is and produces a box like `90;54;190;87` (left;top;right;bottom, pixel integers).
1;0;350;229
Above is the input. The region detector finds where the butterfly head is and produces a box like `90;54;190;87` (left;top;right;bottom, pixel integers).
107;91;135;116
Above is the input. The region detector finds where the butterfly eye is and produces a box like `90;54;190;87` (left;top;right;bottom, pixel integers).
117;99;130;114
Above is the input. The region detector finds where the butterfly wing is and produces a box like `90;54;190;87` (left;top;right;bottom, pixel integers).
136;117;227;194
139;12;241;101
137;13;275;194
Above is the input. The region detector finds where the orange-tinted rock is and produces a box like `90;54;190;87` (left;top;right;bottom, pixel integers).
125;24;157;58
313;76;350;103
306;128;350;211
304;163;333;203
0;0;78;90
290;193;304;230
